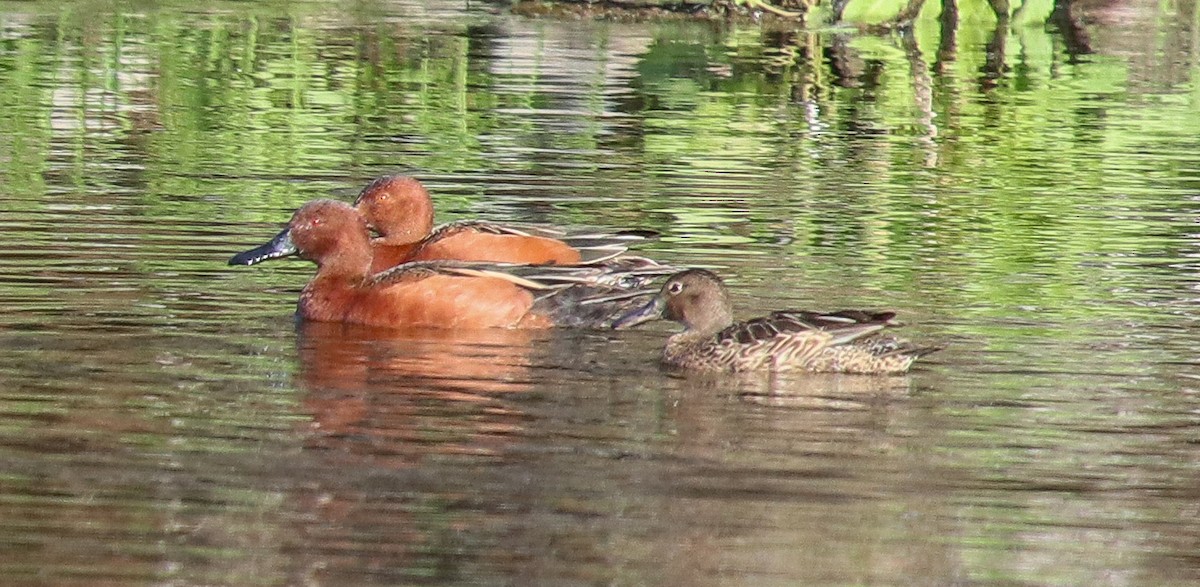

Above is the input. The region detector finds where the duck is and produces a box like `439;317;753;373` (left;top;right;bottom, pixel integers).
228;199;666;330
614;269;938;374
353;175;646;272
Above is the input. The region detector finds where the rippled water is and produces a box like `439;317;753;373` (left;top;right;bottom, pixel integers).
3;0;1200;584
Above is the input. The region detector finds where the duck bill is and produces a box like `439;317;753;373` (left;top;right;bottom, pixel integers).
228;228;297;266
612;296;665;330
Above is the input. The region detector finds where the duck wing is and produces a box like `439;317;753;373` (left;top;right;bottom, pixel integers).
716;310;892;346
418;220;657;265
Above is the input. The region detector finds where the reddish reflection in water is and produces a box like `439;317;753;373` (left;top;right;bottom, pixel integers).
294;322;547;467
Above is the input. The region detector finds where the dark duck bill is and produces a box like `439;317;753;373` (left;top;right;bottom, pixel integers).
228;228;298;266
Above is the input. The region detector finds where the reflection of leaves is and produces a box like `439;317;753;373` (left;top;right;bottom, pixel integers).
841;0;1048;24
643;77;704;110
841;0;927;23
1012;0;1055;25
2;2;1199;326
637;38;711;81
618;14;1200;323
0;37;52;196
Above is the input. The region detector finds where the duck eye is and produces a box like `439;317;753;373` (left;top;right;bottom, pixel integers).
667;281;683;295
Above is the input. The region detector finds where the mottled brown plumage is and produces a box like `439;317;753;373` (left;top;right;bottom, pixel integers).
614;269;938;374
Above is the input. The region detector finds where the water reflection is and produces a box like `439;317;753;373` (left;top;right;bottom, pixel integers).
295;322;541;467
3;0;1200;584
280;324;959;585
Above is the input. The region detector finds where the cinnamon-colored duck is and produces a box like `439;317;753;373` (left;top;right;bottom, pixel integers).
228;199;662;330
353;175;650;272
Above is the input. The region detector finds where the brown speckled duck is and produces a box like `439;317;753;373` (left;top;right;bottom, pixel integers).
614;269;939;374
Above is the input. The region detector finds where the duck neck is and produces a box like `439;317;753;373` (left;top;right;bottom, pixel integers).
313;235;374;282
663;329;714;368
669;328;715;347
682;305;734;340
666;317;727;353
376;231;426;246
299;238;372;322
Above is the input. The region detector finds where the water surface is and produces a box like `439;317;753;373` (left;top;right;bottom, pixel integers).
2;0;1200;584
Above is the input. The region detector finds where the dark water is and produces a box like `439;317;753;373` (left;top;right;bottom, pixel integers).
3;0;1200;584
